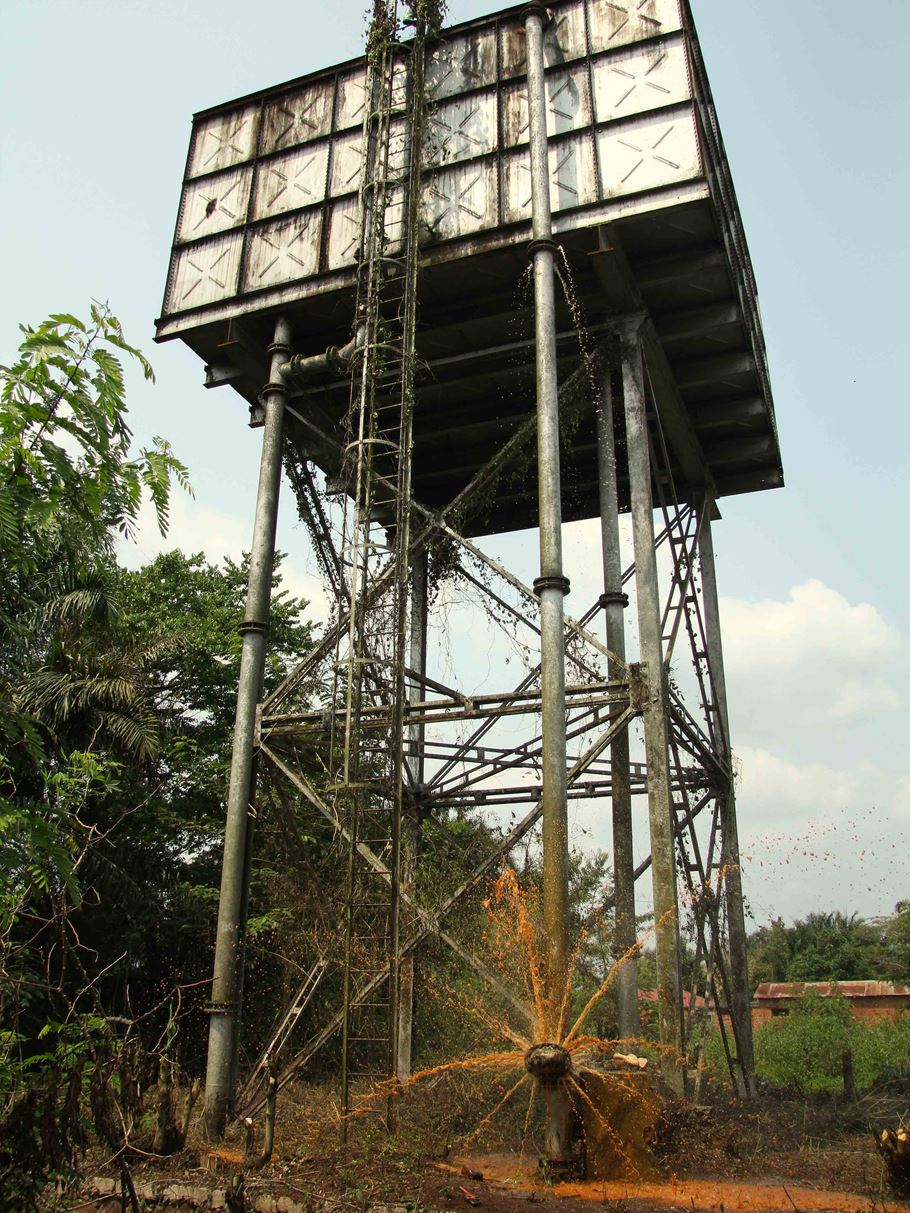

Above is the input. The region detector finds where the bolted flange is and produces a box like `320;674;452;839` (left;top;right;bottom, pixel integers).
524;1042;572;1081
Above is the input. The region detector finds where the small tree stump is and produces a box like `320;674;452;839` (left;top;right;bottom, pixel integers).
876;1126;910;1194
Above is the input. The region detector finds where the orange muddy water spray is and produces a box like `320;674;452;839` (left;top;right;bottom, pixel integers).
338;867;672;1180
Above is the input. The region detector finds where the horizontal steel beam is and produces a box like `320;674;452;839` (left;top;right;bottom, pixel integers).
633;246;728;290
261;682;630;738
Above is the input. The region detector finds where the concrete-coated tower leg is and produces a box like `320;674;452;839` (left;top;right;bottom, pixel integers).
396;547;428;1082
620;331;684;1096
203;316;292;1138
596;366;638;1041
697;497;756;1096
523;0;572;1168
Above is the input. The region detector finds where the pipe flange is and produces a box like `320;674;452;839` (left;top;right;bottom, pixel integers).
205;1001;239;1016
238;619;268;637
527;237;559;260
534;574;570;597
520;2;554;26
267;341;291;358
327;344;355;374
599;591;629;609
258;380;289;403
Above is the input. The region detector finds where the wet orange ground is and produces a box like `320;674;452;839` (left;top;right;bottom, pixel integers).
454;1152;904;1213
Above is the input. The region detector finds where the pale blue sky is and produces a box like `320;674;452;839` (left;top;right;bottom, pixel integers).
2;0;908;924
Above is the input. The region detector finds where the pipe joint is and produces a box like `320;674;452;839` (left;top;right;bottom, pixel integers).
258;379;288;402
599;590;629;609
528;237;558;260
238;619;268;638
520;2;553;27
266;340;292;359
534;574;570;597
326;344;355;375
284;325;366;381
205;1001;239;1017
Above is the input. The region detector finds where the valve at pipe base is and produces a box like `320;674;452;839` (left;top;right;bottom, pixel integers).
524;1042;572;1081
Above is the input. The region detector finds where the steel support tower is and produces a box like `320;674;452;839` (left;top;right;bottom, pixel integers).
156;0;779;1154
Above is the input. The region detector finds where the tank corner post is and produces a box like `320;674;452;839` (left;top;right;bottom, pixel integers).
618;321;685;1098
523;0;574;1171
202;315;293;1140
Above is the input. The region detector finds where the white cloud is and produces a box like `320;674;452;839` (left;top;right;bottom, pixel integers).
732;744;907;923
827;676;901;720
722;578;900;672
720;579;902;732
895;774;910;820
734;744;867;827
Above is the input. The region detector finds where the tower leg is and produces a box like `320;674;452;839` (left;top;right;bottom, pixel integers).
524;0;572;1166
697;497;756;1095
596;366;638;1041
620;332;684;1095
396;547;428;1082
203;317;291;1138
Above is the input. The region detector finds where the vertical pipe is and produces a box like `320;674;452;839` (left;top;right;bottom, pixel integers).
396;548;428;1082
203;316;292;1138
620;332;684;1095
596;366;638;1041
523;1;572;1166
697;498;756;1094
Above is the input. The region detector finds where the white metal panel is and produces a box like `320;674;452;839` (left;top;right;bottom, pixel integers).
503;64;591;149
253;144;330;220
501;1;587;78
588;0;683;54
597;106;700;198
330;131;364;197
168;232;244;311
190;106;259;178
161;0;707;324
336;61;408;130
504;133;598;223
592;35;690;123
261;82;334;154
336;69;369;131
427;28;497;100
382;186;406;254
326;197;362;270
330;120;406;198
178;167;253;242
426;91;497;167
423;159;498;241
244;213;323;290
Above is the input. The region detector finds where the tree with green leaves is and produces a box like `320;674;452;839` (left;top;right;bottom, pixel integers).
0;304;188;769
748;910;905;986
0;306;192;1207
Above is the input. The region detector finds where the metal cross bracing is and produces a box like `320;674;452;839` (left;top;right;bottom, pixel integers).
639;351;754;1096
239;326;755;1117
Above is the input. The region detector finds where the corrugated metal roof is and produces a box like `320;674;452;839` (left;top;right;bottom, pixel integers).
754;981;910;1000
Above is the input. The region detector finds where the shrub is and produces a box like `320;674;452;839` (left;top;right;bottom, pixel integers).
699;992;910;1096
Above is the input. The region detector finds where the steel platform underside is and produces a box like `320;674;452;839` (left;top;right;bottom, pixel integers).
166;191;782;536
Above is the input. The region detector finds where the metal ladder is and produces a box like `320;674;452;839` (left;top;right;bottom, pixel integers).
644;399;751;1094
331;0;432;1125
239;957;328;1110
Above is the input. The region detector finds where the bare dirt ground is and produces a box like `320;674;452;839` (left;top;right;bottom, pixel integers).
72;1083;910;1213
